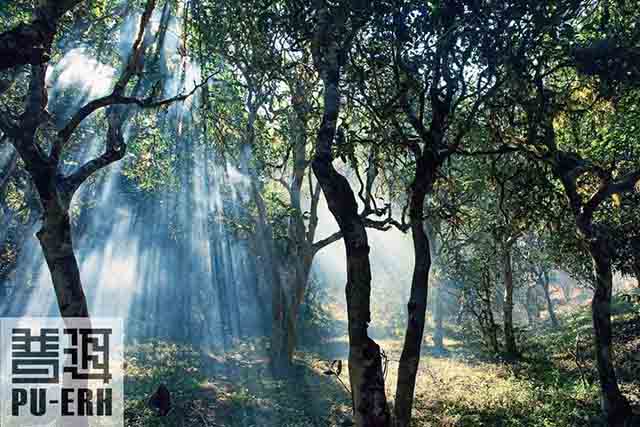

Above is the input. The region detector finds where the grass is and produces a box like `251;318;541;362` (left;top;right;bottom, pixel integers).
123;338;352;427
122;297;640;426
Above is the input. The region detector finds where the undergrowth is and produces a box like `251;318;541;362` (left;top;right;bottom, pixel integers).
123;297;639;426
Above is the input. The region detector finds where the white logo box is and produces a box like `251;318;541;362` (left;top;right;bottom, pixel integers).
0;317;124;427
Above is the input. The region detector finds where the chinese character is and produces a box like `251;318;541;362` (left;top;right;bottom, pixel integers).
11;328;60;384
63;328;112;384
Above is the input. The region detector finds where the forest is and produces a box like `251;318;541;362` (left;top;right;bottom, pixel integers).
0;0;639;426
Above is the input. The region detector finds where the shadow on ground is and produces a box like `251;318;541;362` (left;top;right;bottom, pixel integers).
123;338;352;427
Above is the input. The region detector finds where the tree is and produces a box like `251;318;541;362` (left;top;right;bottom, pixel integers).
310;1;391;425
346;1;502;422
483;1;640;420
521;234;560;329
0;0;209;320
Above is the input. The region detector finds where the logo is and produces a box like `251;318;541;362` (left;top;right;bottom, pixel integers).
0;317;124;427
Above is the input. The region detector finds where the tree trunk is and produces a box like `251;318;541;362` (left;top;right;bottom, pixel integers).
485;302;500;354
311;5;389;423
432;284;444;350
312;42;389;427
275;100;314;368
394;165;431;427
479;274;500;354
313;155;390;425
525;285;540;326
286;257;313;359
37;201;90;427
271;270;291;376
502;244;517;357
541;272;559;328
271;256;312;372
588;238;632;424
36;209;89;318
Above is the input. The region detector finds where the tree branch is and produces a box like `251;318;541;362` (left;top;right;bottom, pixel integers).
0;0;86;70
53;74;219;163
61;109;125;197
582;169;640;223
312;230;343;254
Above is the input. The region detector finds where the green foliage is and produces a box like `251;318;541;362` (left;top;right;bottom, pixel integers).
297;274;343;344
4;181;29;222
123;115;178;192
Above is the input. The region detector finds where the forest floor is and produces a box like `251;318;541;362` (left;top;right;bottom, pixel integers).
123;296;640;427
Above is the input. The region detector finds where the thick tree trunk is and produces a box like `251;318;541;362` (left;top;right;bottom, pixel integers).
0;1;81;70
541;272;559;328
394;166;431;427
313;155;390;426
311;5;389;423
312;48;389;427
588;239;632;424
478;276;500;354
484;296;500;354
502;244;517;357
37;209;89;318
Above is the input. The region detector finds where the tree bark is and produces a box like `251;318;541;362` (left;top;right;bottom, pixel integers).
394;161;432;427
272;255;312;373
588;238;632;424
274;97;315;368
311;5;390;421
312;122;390;427
33;185;89;318
541;271;559;328
0;0;85;70
502;243;517;357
